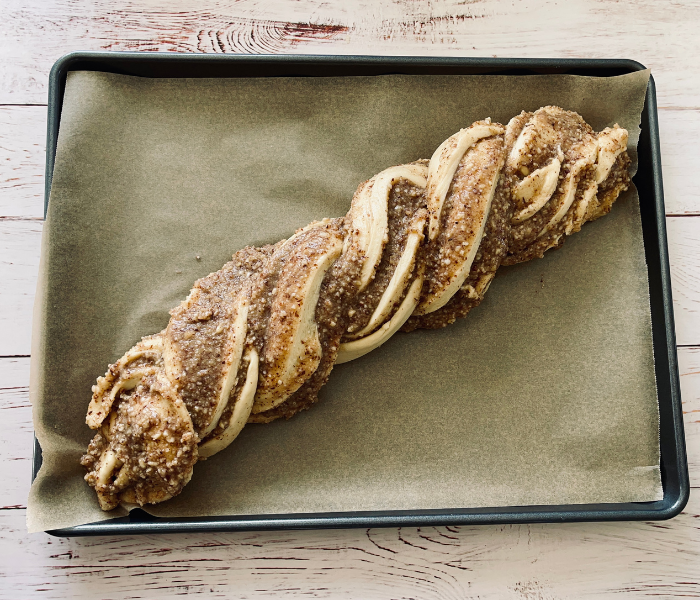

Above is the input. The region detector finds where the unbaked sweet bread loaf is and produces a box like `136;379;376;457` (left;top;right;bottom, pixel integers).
81;107;630;510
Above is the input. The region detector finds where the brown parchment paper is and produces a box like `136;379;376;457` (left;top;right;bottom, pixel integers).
28;68;661;533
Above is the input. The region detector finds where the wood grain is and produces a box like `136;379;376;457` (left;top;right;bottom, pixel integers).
0;495;698;599
2;0;700;107
0;220;42;357
0;107;46;219
1;345;697;594
679;347;700;483
0;358;33;509
1;0;699;596
659;109;700;216
668;217;700;347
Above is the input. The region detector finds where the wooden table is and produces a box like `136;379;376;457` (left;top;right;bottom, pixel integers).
1;1;699;597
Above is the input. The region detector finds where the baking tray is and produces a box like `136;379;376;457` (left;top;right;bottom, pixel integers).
33;52;689;536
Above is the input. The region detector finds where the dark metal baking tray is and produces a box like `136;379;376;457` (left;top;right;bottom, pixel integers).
34;52;689;536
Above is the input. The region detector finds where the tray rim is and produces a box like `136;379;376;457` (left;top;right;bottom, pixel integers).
34;51;689;536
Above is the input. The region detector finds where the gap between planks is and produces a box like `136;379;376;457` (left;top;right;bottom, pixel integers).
2;0;700;106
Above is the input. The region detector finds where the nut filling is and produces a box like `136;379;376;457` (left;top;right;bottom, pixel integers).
83;107;632;510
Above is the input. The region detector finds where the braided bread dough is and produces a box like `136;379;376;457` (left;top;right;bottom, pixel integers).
81;107;630;511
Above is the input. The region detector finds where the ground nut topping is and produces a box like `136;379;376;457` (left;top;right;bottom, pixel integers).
252;221;345;413
416;134;505;315
165;249;263;436
344;176;427;337
83;108;632;509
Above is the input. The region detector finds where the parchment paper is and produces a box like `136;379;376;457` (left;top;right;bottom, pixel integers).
28;68;661;533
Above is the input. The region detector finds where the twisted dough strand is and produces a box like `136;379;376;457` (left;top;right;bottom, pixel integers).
81;107;631;510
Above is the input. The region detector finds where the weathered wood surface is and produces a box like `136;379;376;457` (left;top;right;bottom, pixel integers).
0;357;33;510
668;218;700;347
0;497;699;599
1;0;699;597
679;348;700;478
0;220;42;357
2;0;700;107
0;107;46;219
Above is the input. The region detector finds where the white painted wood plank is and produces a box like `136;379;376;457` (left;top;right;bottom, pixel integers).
0;220;42;356
659;109;700;216
2;0;700;107
679;347;700;484
0;106;46;220
0;1;699;594
0;495;698;599
0;357;33;509
668;217;700;347
2;352;697;596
